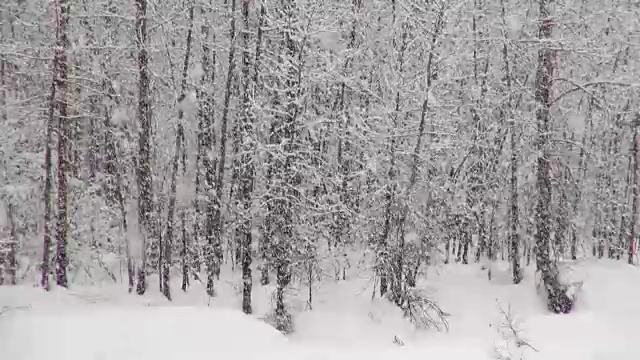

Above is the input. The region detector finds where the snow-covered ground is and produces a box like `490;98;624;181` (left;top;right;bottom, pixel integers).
1;259;638;360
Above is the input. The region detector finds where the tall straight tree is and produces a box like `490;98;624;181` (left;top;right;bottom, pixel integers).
5;202;16;285
41;16;58;291
195;0;219;295
268;0;304;332
629;123;639;264
53;0;71;288
208;0;239;295
236;0;262;314
134;0;153;295
534;0;572;313
501;0;521;284
163;1;195;301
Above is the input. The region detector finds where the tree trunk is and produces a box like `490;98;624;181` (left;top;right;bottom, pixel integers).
629;125;640;264
4;202;17;285
54;0;71;288
163;1;195;302
534;0;572;314
237;0;258;315
195;1;219;297
104;101;135;292
501;0;521;283
135;0;153;296
379;8;409;299
181;211;189;291
509;121;521;283
41;53;56;291
208;0;238;292
246;3;269;287
269;0;303;333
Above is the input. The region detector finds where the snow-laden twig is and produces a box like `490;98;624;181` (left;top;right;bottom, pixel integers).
492;300;538;360
404;287;450;332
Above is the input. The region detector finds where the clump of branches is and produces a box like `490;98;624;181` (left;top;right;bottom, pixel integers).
263;308;294;335
262;287;296;334
492;301;538;360
402;287;450;332
534;266;582;314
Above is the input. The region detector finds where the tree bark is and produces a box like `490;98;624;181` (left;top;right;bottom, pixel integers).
41;32;56;291
534;0;572;314
378;7;408;300
269;0;303;332
4;202;17;285
195;1;219;296
629;124;640;264
208;0;238;293
134;0;153;295
163;1;195;301
54;0;71;288
501;0;521;284
237;0;258;315
181;211;189;291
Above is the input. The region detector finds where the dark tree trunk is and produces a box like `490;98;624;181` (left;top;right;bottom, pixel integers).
269;0;303;333
196;1;219;297
0;47;5;124
534;0;572;314
163;1;195;302
500;0;521;284
135;0;153;296
253;2;266;288
238;0;258;315
54;0;71;288
181;211;189;291
379;16;409;300
629;125;640;264
41;56;56;291
208;0;239;292
4;202;17;285
509;122;521;283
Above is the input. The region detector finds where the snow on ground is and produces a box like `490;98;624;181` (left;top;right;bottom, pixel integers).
1;259;639;360
0;307;287;360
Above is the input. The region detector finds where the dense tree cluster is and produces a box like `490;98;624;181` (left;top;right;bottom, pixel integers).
1;0;639;324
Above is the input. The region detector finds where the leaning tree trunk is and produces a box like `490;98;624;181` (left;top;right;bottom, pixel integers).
134;0;153;295
388;3;446;304
534;0;572;314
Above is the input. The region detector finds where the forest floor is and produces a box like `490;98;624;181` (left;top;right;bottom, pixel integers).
0;258;638;360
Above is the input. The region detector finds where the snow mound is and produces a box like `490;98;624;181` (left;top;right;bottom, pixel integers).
0;307;287;360
1;259;639;360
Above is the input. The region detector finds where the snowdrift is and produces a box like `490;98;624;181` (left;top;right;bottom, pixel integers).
0;307;287;360
1;259;639;360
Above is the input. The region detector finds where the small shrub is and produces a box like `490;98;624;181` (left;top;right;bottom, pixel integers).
403;287;449;332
